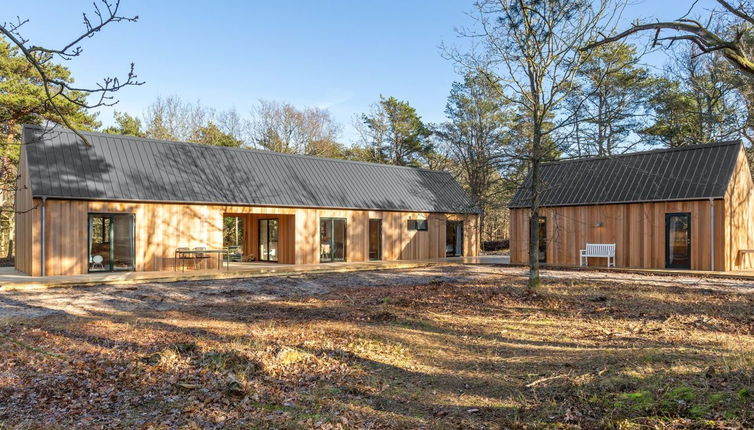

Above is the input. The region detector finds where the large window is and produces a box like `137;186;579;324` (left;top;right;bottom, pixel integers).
320;218;346;262
88;213;134;272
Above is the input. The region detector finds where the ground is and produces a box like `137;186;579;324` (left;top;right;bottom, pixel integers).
1;265;753;429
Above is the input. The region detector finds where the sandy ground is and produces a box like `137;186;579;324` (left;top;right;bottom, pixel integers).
1;264;754;320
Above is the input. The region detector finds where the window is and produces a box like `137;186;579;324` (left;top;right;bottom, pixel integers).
368;219;382;260
88;213;135;272
408;219;428;231
320;218;347;262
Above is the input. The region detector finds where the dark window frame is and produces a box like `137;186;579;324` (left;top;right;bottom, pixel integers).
87;212;135;273
258;218;279;262
320;217;347;263
408;219;428;231
665;212;691;270
368;218;382;261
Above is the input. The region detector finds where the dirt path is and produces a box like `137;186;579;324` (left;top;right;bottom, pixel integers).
1;264;753;320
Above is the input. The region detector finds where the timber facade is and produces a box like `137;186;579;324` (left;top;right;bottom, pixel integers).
509;141;754;271
15;126;479;277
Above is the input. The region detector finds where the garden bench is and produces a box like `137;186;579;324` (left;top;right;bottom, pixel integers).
580;243;615;267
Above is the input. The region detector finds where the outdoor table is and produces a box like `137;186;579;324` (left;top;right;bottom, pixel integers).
174;249;230;272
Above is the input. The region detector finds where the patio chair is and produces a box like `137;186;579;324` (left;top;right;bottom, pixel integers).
193;247;211;269
91;255;105;271
175;247;194;271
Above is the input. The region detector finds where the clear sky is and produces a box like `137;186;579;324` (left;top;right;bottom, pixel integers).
10;0;723;143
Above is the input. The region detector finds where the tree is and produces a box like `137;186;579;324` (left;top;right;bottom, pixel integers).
246;100;343;158
356;96;432;167
0;39;100;257
103;111;143;137
143;96;208;142
1;0;141;144
435;71;513;238
586;0;754;78
451;0;621;289
641;45;746;147
566;42;661;156
190;122;242;147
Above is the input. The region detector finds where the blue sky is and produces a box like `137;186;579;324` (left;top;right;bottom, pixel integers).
11;0;722;143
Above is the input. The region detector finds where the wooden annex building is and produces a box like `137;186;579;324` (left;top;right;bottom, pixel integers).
15;125;479;277
509;141;754;271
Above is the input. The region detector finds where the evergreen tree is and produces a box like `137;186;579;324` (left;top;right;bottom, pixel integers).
567;43;662;156
190;122;243;147
357;96;432;167
103;111;144;137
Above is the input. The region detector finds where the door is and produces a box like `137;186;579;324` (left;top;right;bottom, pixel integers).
665;213;691;269
88;213;134;272
259;219;279;262
369;219;382;260
320;218;346;262
537;216;547;263
446;221;464;257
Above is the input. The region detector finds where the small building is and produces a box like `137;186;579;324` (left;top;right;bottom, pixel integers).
15;125;479;276
508;141;754;271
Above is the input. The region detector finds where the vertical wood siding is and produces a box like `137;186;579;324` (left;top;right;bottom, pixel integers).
16;199;480;276
509;199;725;271
725;147;754;270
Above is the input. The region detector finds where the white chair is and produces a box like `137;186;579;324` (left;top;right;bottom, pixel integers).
580;243;616;267
91;255;105;271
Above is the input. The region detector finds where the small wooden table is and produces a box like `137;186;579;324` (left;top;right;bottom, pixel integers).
174;249;230;272
738;249;754;268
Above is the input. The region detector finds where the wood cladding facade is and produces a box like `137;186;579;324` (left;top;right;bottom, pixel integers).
15;196;480;276
509;147;754;271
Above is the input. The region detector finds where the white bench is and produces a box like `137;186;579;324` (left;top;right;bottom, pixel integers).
580;243;615;267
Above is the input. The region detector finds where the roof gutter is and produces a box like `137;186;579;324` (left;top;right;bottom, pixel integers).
40;196;47;277
710;197;715;271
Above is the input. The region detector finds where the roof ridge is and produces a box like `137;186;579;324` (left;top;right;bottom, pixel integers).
22;124;447;175
543;140;742;166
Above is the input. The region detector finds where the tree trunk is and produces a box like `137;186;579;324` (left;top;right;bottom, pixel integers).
528;117;543;290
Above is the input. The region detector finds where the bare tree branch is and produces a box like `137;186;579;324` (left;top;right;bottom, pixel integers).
584;0;754;78
0;0;143;145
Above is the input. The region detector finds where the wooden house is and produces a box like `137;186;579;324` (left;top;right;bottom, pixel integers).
15;125;479;276
508;141;754;271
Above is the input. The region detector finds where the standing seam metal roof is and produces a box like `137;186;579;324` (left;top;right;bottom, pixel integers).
508;141;742;208
22;125;478;214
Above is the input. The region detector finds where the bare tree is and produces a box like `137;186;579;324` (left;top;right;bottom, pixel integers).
586;0;754;78
1;0;142;145
449;0;623;289
246;100;343;158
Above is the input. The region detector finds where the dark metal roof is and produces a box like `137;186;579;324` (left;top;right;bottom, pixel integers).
22;125;478;214
509;141;742;208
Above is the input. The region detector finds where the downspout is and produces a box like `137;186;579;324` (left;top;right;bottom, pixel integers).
709;197;714;271
40;196;47;277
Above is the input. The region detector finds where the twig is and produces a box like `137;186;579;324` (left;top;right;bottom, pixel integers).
526;373;568;387
0;332;66;360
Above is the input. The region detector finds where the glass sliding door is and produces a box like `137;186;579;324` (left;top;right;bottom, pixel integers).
368;219;382;260
320;218;346;262
665;213;691;269
259;219;279;262
88;213;134;272
446;221;464;257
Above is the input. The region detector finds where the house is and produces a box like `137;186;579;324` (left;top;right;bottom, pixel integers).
14;125;479;276
508;141;754;271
